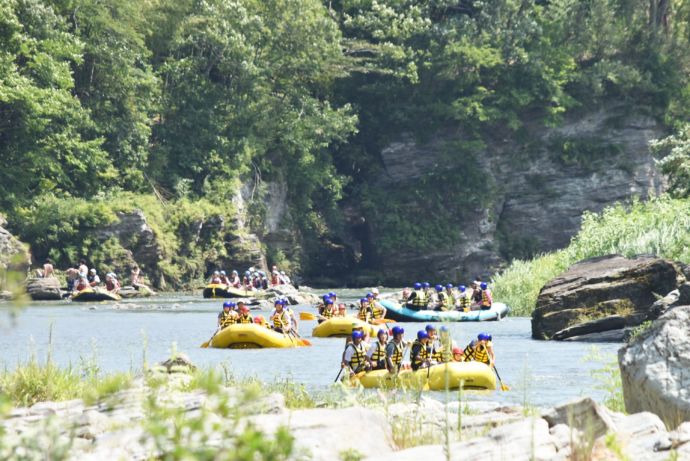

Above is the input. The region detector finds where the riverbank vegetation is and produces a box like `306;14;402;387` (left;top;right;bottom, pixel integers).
493;195;690;315
2;0;690;284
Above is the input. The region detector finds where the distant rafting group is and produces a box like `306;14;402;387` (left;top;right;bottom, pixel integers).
202;286;510;391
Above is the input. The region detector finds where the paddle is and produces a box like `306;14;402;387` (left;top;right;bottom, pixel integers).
371;318;395;325
299;311;319;321
334;366;345;383
493;365;510;391
287;329;312;346
200;328;220;348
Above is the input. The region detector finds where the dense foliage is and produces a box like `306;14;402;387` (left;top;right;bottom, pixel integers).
1;0;689;282
494;195;690;315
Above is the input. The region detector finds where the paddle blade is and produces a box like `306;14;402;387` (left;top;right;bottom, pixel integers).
300;338;312;346
299;312;317;320
372;318;395;325
500;383;511;391
200;341;209;348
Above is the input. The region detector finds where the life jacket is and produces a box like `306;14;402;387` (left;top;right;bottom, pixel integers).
105;279;119;291
271;310;289;330
438;292;451;311
459;294;471;311
438;336;453;363
410;340;429;370
238;314;253;324
346;342;367;371
371;341;387;363
371;302;384;319
76;279;89;291
430;339;443;362
411;290;428;308
219;311;236;328
357;306;372;322
322;305;334;319
481;289;492;307
463;340;490;364
388;340;405;367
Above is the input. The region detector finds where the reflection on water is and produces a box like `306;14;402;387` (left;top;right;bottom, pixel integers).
0;292;620;408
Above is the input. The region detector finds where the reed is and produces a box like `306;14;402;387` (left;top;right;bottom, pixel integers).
494;196;690;316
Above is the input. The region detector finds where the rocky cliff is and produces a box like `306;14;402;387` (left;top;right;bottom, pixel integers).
328;105;667;285
0;215;30;291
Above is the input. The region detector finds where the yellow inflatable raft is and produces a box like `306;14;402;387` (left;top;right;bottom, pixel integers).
312;317;378;338
353;362;496;391
209;323;309;349
71;288;121;302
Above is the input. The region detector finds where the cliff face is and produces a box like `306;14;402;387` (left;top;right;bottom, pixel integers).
335;106;666;285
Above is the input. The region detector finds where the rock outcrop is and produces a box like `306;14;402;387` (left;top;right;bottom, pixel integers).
0;217;30;288
532;255;685;340
619;305;690;428
338;106;667;285
26;277;63;301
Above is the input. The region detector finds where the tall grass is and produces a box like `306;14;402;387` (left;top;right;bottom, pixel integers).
494;196;690;316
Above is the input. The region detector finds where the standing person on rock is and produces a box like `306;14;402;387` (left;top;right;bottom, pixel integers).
130;264;141;288
42;258;54;278
78;259;88;277
386;326;407;373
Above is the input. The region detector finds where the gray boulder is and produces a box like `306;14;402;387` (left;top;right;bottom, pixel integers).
26;277;63;301
619;305;690;428
532;255;685;340
0;221;30;288
542;397;617;439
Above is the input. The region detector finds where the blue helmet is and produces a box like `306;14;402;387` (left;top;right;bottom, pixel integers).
423;282;430;288
328;291;337;298
359;298;368;304
478;332;490;341
274;299;284;306
425;324;436;332
487;334;492;341
459;285;466;292
413;282;422;290
440;325;449;333
446;284;454;289
325;298;334;305
223;301;232;309
417;330;429;340
377;329;387;337
480;282;488;290
352;330;364;340
435;284;443;292
322;294;331;301
366;292;374;299
392;326;405;336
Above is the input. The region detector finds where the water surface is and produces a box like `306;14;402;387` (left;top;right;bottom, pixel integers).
0;291;620;408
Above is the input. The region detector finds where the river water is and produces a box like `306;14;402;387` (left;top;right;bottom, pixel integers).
0;290;620;408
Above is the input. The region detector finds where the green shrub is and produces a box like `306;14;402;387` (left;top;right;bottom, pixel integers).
494;196;690;316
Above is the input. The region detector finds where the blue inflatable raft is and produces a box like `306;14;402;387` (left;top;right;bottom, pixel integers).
380;299;509;322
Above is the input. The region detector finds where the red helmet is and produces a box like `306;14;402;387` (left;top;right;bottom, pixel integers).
254;315;265;324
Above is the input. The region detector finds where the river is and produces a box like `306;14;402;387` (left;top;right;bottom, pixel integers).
0;290;620;408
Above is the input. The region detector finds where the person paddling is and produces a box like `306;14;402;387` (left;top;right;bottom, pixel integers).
342;330;369;376
462;332;494;366
479;282;493;310
406;282;428;311
385;326;407;373
357;298;373;323
270;299;291;334
457;285;472;312
367;292;386;319
218;301;236;329
410;330;433;371
366;329;389;370
237;303;253;324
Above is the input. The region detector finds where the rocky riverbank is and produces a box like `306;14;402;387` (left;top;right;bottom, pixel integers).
2;364;689;461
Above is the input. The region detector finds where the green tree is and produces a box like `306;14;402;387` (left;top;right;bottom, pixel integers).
0;0;111;208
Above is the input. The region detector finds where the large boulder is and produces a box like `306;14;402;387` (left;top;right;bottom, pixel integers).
532;255;685;340
619;305;690;429
26;277;63;300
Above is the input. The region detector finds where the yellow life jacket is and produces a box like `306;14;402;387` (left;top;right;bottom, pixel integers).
238;314;253;324
430;340;444;362
439;336;453;363
438;292;451;311
371;302;384;319
271;310;288;329
411;339;429;369
463;341;490;364
346;342;367;371
411;290;428;308
219;311;236;328
388;339;405;367
371;341;387;362
459;294;471;311
357;306;371;322
322;305;334;319
481;289;492;307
